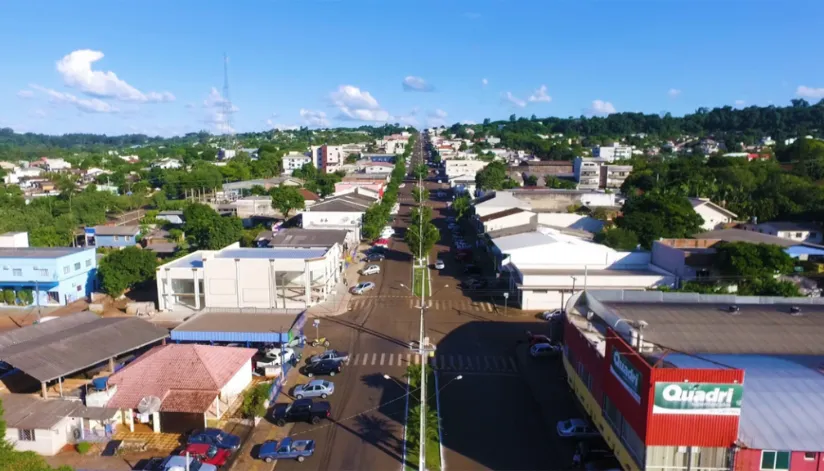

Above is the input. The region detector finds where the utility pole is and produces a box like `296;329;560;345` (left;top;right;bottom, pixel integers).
417;132;427;471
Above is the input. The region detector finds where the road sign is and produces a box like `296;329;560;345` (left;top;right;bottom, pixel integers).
313;319;320;327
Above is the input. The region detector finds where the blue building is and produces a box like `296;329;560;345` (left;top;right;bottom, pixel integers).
86;225;141;248
365;154;396;163
0;246;97;306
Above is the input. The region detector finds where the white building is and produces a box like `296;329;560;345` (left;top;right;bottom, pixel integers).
283;152;313;174
491;226;674;310
383;136;407;155
43;158;71;172
573;157;632;190
363;162;395;175
741;221;824;244
592;144;632;162
474;191;531;218
444;159;489;180
3;166;42;185
156;241;345;311
151;158;182;170
688;198;737;231
449;174;477;195
301;190;377;242
476;208;537;233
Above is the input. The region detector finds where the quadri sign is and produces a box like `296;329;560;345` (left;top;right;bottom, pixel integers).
610;349;642;403
653;382;743;416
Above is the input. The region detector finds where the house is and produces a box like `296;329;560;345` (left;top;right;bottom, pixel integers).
282;152;313;175
1;394;118;456
312;145;347;173
106;344;256;434
42;158;72;172
220;177;303;199
298;188;320;207
592;143;632;162
449;174;477;195
475;208;537;233
86;225;141;248
301;190;378;241
0;233;97;306
334;180;386;197
233;196;276;219
256;228;349;253
741;221;824;244
156;210;184;225
156;241;345;311
363;162;394;175
473;191;531;218
688;197;737;231
151;158;182;170
444;160;489;180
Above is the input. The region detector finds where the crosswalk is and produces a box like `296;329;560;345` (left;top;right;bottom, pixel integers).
347;297;497;313
348;352;519;374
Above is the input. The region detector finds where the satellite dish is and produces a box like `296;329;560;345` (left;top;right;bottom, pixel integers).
137;396;162;414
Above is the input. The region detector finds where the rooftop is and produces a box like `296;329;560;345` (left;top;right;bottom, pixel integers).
309;193;377;212
215;247;328;260
759;221;822;232
0;394;117;430
263;228;347;248
0;311;169;383
172;311;300;342
93;225;140;236
478;207;531;223
688;197;738;218
107;344;257;413
693;228;822;248
165;251;206;269
0;246;91;259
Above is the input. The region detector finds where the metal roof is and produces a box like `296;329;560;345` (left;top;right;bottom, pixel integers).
0;394;116;429
661;353;824;451
171;311;301;343
309;193;376;212
215;248;327;260
0;312;169;383
693;228;824;249
92;225;140;236
165;251;205;269
264;229;348;249
0;246;91;259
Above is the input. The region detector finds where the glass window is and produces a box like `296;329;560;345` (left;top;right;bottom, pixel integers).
38;269;48;276
761;450;790;470
12;269;21;276
86;259;91;267
113;235;120;241
18;429;35;441
795;232;803;238
804;452;815;461
74;263;81;270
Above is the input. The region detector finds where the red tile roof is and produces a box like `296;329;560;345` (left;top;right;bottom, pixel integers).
107;344;256;413
299;188;320;201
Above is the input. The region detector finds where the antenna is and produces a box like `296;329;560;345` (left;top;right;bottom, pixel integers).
222;53;236;147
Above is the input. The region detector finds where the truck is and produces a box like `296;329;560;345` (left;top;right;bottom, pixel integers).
272;398;331;426
259;437;315;463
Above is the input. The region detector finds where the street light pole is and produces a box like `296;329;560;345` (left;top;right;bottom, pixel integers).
417;133;427;471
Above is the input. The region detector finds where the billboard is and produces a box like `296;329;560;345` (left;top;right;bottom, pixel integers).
610;349;642;403
653;382;743;416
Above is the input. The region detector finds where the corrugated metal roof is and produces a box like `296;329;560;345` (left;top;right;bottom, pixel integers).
93;225;140;236
215;248;327;260
0;394;112;429
663;353;824;451
0;311;99;349
0;312;169;383
171;311;298;343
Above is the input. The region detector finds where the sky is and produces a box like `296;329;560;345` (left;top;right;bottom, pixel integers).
1;0;823;137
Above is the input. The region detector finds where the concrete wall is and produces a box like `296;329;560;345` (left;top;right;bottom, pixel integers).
302;211;363;241
6;421;70;456
0;248;97;305
536;213;604;233
508;246;651;270
483;211;536;232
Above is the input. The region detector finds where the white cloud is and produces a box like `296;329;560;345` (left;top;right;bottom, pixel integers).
30;84;118;113
29;108;47;118
402;76;434;92
528;85;552;103
206;109;234;134
203;87;237;111
481;78;488;87
17;89;34;99
796;85;824;99
502;91;526;108
668;88;682;98
299;108;329;127
734;99;746;106
585;99;616;116
55;49;175;103
330;85;390;122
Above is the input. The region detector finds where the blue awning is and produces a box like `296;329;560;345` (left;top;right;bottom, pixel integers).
170;311;302;344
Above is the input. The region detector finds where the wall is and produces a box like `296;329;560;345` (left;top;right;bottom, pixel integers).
302;211;363;240
520;272;671;291
651;242;692;280
95;234;138;248
535;213;604;233
6;422;68;456
695;205;732;231
603;333;651;443
508;244;651;269
483;211;535;232
0;248;97;305
735;449;824;471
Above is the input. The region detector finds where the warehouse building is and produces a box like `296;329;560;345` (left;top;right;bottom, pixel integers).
562;290;824;471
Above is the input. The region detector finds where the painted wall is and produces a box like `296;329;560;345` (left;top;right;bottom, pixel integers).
603;333;651;441
220;359;253;405
694;204;734;231
736;449;824;471
0;248;97;305
482;211;535;232
95;234;138;248
6;421;70;456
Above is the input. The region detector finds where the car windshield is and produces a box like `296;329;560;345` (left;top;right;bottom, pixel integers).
321;381;330;388
206;446;218;458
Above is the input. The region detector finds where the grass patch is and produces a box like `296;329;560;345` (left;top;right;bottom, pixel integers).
412;267;430;298
405;364;441;471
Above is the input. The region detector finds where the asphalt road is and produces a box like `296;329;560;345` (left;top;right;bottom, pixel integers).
278;135;562;471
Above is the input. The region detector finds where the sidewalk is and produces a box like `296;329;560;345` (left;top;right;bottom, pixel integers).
307;243;370;318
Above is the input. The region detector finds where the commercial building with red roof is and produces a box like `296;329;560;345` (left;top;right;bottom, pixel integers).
106;344;256;433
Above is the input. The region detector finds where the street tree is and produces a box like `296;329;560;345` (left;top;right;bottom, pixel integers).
595;228;639;251
183;203;243;250
475;161;510;190
404;220;440;260
269;186;305;217
452;195;471;220
412;163;428;180
412;185;430;204
98;247;158;296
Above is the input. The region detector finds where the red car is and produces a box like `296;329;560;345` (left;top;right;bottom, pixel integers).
181;443;231;467
373;238;389;248
526;331;553;347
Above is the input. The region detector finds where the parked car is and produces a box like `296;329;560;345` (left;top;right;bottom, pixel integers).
293;379;335;399
541;309;564;321
373;238;389;248
272;398;332;426
136;458;165;471
161;456;217;471
556;418;600;439
361;265;380;276
463;264;481;274
188;428;241;450
351;282;375;295
303;359;342;377
256;347;298;368
526;331;553;347
180;444;231;467
308;349;350;364
259;438;315;463
434;259;445;270
530;343;562;358
366;253;385;262
399;183;406;188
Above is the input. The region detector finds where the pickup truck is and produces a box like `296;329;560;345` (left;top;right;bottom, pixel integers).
272;398;331;426
256;348;298;369
259;437;315;463
308;350;349;364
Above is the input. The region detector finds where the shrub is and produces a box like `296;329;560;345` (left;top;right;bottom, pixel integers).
76;442;91;454
241;383;271;418
3;290;15;305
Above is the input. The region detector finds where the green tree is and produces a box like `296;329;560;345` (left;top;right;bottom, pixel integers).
412;163;428;180
713;242;794;279
595;228;639;251
616;193;703;248
545;175;577;189
475;161;510;190
452;195;471;220
345;153;360;164
183;203;243;250
3;290;14;305
249;185;267;196
405;221;440;260
523;174;538;186
269;186;305;217
292;163;318;181
362;203;390;240
98;247;157;296
412;185;430;204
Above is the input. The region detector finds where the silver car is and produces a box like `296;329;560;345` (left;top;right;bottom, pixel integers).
293;380;335;399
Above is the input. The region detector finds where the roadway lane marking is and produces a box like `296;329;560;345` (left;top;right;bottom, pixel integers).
509;357;517;371
371;353;377;365
352;353;360;366
389;354;394;366
380;353;385;365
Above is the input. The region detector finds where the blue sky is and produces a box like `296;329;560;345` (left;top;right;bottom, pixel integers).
1;0;823;136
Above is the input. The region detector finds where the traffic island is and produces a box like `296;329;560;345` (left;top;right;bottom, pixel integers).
404;363;441;471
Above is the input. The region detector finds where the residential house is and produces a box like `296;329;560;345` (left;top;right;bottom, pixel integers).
298;188;320;207
282;152;313;175
449;174;477;196
106;344;256;433
0;233;96;306
741;221;824;244
156;210;185;225
689;197;737;231
151;158;182;170
301;190;378;242
87;226;141;249
218;148;236;160
692;228;824;261
233;196;276;219
42;158;72;172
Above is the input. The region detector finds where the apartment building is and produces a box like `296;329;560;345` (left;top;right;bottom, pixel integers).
592;144;633;162
282;152;312;174
573;157;633;190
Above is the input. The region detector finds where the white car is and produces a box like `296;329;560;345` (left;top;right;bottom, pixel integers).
351;282;376;295
257;347;297;368
399;183;406;188
541;309;564;321
434;260;445;270
361;264;381;276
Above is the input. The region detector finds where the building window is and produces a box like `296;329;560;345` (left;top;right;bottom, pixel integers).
113;236;120;241
795;232;803;239
761;450;790;470
18;429;35;441
12;269;21;277
74;263;81;270
804;452;815;461
86;259;91;267
811;233;818;239
38;269;48;276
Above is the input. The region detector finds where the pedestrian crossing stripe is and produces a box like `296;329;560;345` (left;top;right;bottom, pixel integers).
347;352;519;373
345;298;496;312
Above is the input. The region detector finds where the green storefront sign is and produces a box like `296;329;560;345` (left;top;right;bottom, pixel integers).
653;382;744;416
610;349;642;402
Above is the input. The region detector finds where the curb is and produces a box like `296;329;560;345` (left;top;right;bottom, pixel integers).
434;371;446;471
